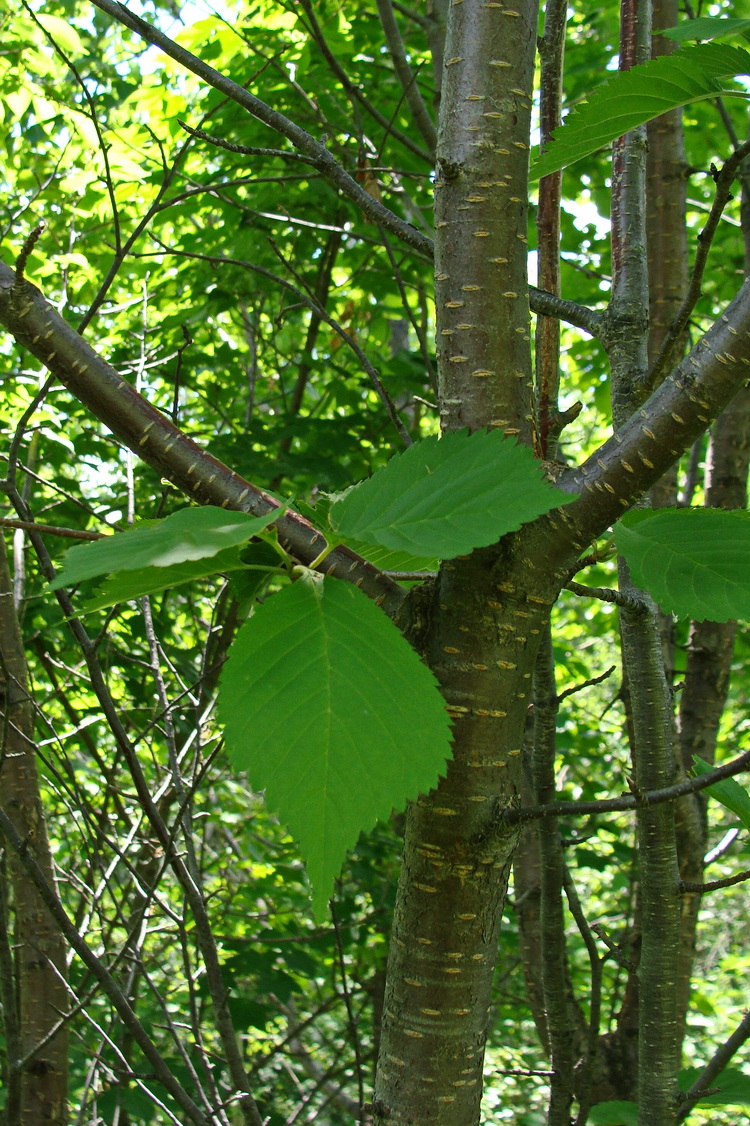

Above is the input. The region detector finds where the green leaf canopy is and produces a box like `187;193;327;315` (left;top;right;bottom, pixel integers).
217;572;453;920
614;508;750;622
49;505;283;590
329;428;574;559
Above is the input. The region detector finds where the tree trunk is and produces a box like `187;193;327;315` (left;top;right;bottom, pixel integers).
373;3;544;1120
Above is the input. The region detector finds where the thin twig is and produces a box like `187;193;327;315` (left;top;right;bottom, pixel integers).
557;665;616;703
297;0;432;166
0;806;213;1126
268;236;412;444
5;506;266;1126
0;519;104;541
591;923;637;973
565;580;645;611
21;1;122;252
1;374;57;492
563;864;603;1126
330;901;365;1122
90;0;434;256
177;122;320;163
505;748;750;825
680;867;750;894
152;238;414;446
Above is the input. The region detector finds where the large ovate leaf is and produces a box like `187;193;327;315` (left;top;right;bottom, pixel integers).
218;572;453;919
50;505;284;590
693;757;750;834
294;498;438;572
328;428;574;559
531;43;750;180
614;508;750;622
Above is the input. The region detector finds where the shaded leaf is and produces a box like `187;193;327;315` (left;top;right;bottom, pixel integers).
50;506;284;590
679;1065;750;1106
218;572;452;919
661;17;750;43
531;43;750;180
329;428;574;559
588;1101;639;1125
693;757;750;834
97;1085;160;1124
350;541;438;574
614;508;750;622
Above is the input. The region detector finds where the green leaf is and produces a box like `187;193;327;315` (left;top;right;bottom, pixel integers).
679;1066;750;1105
231;541;285;615
296;498;438;573
614;508;750;622
218;572;453;920
50;506;284;591
693;757;750;834
344;539;439;575
97;1084;161;1123
36;14;85;55
81;546;250;613
661;18;750;44
531;43;750;180
588;1101;639;1125
329;429;574;559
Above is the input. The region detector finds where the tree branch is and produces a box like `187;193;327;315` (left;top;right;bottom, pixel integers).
87;3;607;341
375;0;437;155
529;285;607;340
89;0;433;258
296;0;432;165
0;261;406;619
553;277;750;560
505;748;750;825
646;139;750;389
680;868;750;894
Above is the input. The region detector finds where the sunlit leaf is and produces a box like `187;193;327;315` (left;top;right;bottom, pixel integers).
36;14;84;55
50;506;284;590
